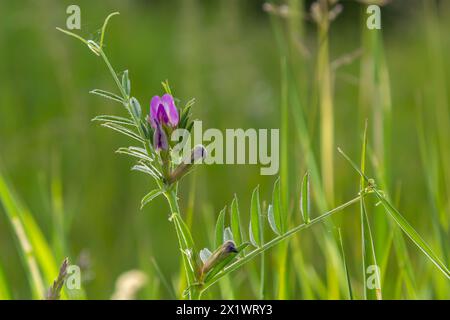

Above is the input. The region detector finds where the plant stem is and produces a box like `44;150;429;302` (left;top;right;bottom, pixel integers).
202;194;364;293
98;46;201;299
317;0;334;205
164;186;202;299
98;48;156;166
99;49;128;99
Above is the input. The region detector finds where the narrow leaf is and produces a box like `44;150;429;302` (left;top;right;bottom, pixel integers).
215;207;226;249
300;172;311;224
361;199;381;299
248;221;258;248
90;89;124;104
122;70;131;97
267;204;280;235
272;178;283;234
0;264;11;299
151;257;177;299
130;97;142;120
337;229;353;300
359;121;382;300
339;147;450;280
250;186;262;247
132;164;160;178
101;122;144;143
374;190;450;280
141;189;163;209
116;147;153;163
172;213;198;279
0;172;62;299
230;195;243;245
92;114;134;126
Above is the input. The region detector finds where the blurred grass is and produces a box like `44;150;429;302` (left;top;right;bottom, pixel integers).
0;0;449;299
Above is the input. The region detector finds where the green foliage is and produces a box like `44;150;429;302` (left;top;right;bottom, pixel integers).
249;186;262;247
2;2;450;300
360;121;382;300
337;229;353;300
230;195;243;246
338;148;450;281
0;172;66;299
214;207;226;249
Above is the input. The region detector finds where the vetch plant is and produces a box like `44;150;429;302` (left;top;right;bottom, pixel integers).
57;12;450;300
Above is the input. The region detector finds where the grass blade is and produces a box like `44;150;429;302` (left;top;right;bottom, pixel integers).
0;263;11;299
300;172;311;224
360;199;381;299
360;121;382;300
373;189;450;280
337;229;353;300
151;257;177;299
338;147;450;280
0;172;63;299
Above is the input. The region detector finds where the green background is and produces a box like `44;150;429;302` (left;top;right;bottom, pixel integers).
0;0;449;299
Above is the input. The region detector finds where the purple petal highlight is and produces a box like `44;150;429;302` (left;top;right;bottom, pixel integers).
153;124;168;151
149;94;179;128
161;94;179;127
149;96;161;128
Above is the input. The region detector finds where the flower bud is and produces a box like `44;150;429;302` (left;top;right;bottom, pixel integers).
167;145;207;184
199;240;238;279
148;94;179;128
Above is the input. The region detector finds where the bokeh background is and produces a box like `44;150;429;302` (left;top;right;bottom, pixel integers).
0;0;449;299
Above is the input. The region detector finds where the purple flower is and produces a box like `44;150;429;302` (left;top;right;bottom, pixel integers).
153;123;169;151
148;94;179;128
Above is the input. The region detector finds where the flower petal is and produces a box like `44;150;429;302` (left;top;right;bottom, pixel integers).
161;94;179;127
156;103;169;124
149;96;161;128
153;123;168;151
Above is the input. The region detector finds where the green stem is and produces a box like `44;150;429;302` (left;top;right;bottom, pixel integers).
98;46;200;298
98;48;155;162
99;49;128;99
202;194;364;293
164;186;202;300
